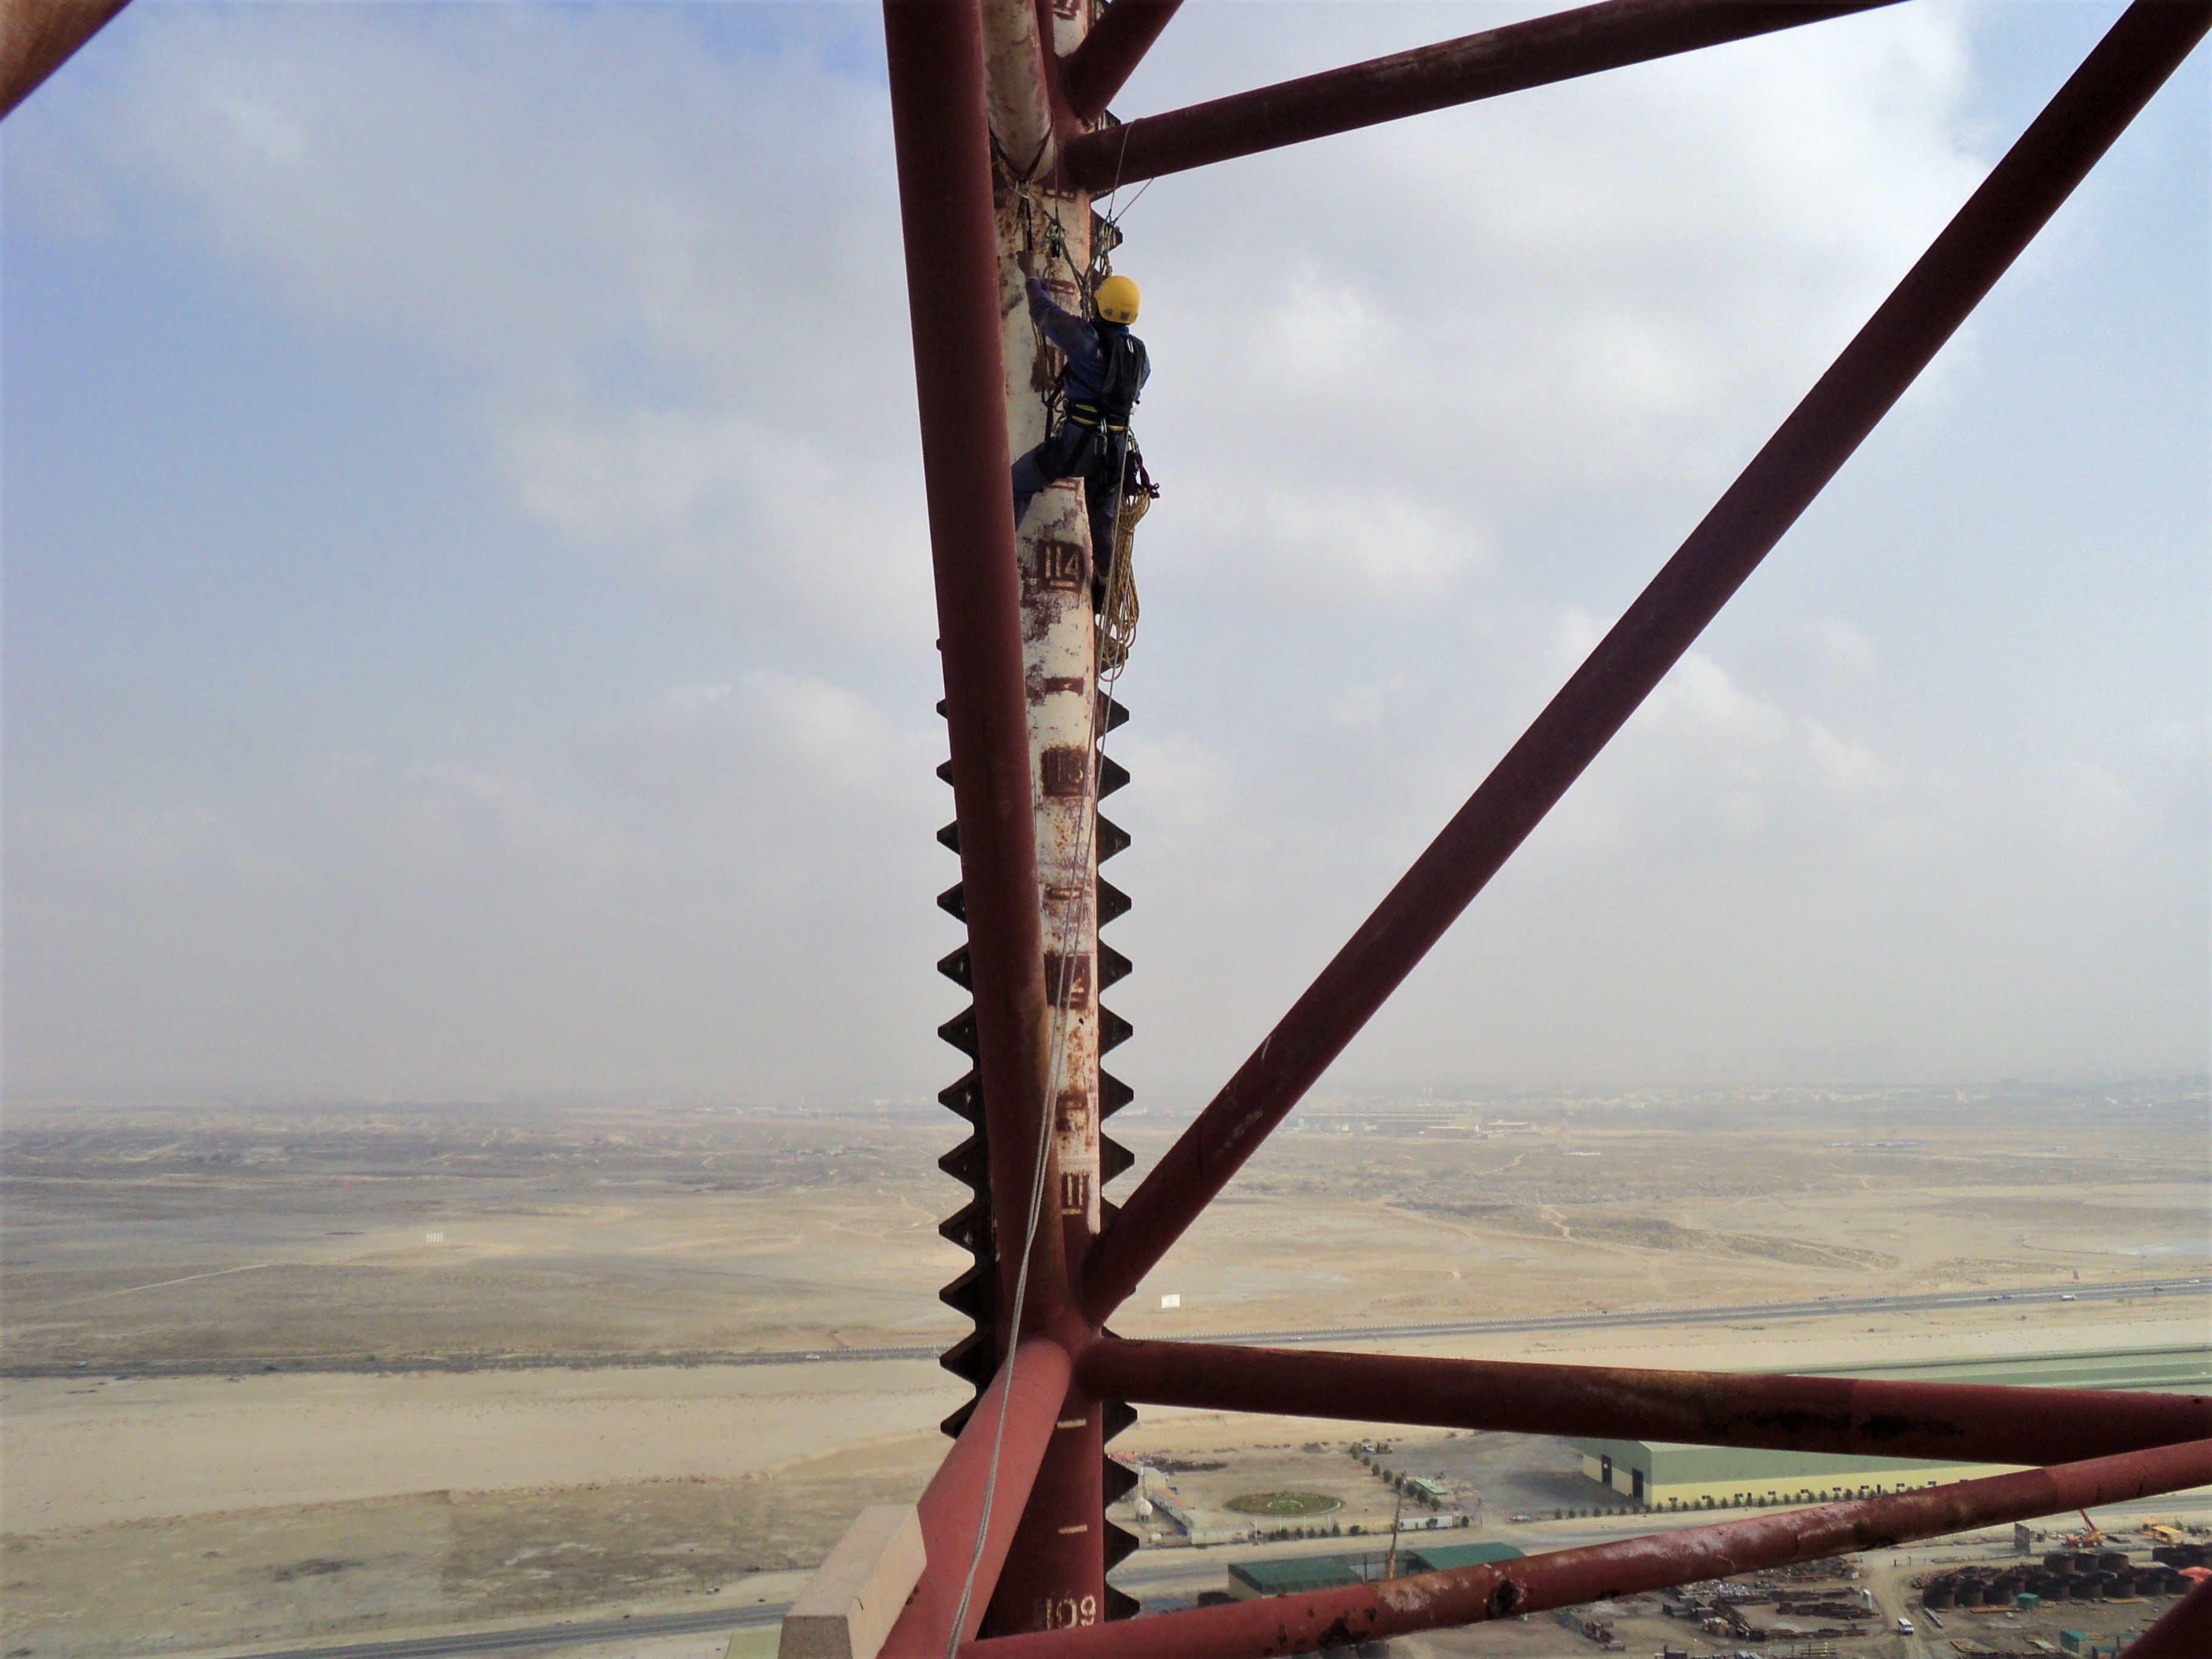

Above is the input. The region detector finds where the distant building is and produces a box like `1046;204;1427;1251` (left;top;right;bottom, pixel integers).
1227;1544;1523;1601
1228;1556;1364;1600
1577;1344;2211;1510
1401;1542;1525;1574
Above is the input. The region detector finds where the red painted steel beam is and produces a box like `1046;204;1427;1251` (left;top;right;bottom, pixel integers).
3;0;132;118
884;0;1064;1326
2128;1574;2212;1659
1081;0;2212;1325
965;1438;2212;1659
1057;0;1896;192
1059;0;1182;126
1078;1337;2212;1466
879;1336;1076;1659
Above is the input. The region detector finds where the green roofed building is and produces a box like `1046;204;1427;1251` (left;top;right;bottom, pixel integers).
1577;1343;2211;1511
1402;1543;1526;1574
1227;1556;1364;1600
1228;1544;1526;1601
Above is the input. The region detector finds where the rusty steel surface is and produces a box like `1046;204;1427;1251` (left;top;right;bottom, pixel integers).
982;0;1057;173
1059;0;1183;124
963;1438;2212;1659
2;0;132;118
2127;1574;2212;1658
1079;0;2212;1327
884;0;1062;1329
982;0;1110;1621
877;1336;1076;1659
1076;1336;2212;1467
1056;0;1896;192
1007;252;1104;1311
985;1376;1108;1636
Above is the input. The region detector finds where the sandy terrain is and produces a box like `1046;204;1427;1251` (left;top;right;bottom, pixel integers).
8;1089;2205;1371
2;1088;2204;1657
5;1362;956;1532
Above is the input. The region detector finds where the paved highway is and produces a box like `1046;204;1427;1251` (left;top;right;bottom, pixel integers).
1177;1272;2203;1348
205;1602;789;1659
15;1274;2197;1379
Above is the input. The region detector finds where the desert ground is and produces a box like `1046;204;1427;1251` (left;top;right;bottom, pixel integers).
3;1084;2205;1658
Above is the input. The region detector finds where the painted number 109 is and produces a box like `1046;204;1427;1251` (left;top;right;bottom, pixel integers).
1034;1595;1098;1630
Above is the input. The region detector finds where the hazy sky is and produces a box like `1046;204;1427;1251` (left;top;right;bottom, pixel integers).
5;2;2205;1105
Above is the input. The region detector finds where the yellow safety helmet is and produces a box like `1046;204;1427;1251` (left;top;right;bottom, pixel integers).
1094;273;1140;325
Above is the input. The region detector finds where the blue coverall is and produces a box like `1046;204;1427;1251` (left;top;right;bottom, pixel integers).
1009;276;1150;593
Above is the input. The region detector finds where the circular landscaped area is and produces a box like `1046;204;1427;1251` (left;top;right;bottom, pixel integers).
1224;1492;1344;1517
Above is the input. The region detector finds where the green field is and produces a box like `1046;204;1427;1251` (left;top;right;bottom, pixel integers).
1224;1492;1344;1518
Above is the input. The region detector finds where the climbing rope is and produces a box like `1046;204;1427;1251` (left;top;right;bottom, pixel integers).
942;447;1145;1654
940;683;1105;1659
941;365;1148;1657
1098;446;1157;679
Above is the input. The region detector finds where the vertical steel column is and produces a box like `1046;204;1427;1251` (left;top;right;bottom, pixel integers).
884;0;1062;1333
980;0;1056;169
982;0;1108;1627
876;1336;1078;1659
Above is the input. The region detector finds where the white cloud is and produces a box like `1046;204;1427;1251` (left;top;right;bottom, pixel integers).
2046;759;2140;855
1131;1;1985;537
1326;674;1412;732
22;6;921;640
1794;617;1883;682
13;804;304;888
6;2;2202;1095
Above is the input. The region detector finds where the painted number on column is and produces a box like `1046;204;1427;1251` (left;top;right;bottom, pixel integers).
1059;1170;1092;1215
1034;1596;1097;1630
1041;746;1089;797
1043;952;1091;1011
1037;539;1085;591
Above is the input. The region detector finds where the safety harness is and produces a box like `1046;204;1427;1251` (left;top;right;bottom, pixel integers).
1067;329;1148;433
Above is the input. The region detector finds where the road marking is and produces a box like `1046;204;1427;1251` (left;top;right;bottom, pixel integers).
204;1603;789;1659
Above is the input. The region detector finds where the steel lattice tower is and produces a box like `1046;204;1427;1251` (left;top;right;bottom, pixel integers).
6;4;2206;1658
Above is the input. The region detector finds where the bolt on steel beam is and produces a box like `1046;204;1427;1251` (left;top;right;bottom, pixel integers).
1076;1336;2212;1467
1080;0;2212;1326
964;1438;2212;1659
1056;0;1898;192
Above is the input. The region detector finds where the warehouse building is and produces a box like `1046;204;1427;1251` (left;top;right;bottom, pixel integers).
1227;1543;1523;1600
1577;1343;2210;1511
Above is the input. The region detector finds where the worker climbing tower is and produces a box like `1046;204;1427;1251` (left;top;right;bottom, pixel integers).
927;0;1144;1636
5;4;2209;1659
880;4;2212;1659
